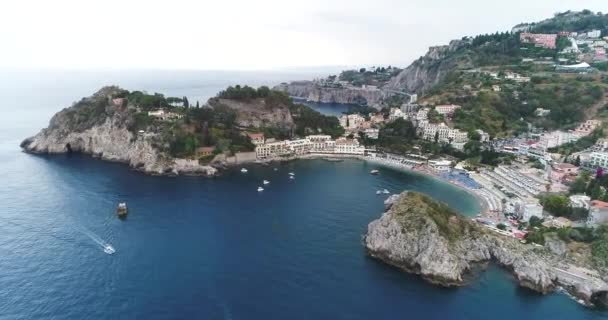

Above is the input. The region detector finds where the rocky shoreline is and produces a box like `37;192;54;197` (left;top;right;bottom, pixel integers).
364;192;608;308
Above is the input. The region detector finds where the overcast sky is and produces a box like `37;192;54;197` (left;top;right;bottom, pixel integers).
0;0;606;71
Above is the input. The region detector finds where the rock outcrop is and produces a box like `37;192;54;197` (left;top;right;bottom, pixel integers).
365;191;608;307
207;97;295;130
384;40;471;94
21;87;217;176
273;81;397;107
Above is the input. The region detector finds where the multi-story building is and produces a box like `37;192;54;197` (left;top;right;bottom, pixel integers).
575;120;602;136
590;151;608;169
420;123;468;144
364;128;380;139
519;32;557;49
246;132;265;145
255;141;289;159
588;29;602;39
388;108;406;122
334;138;365;155
306;135;334;153
522;202;543;222
416;108;430;121
286;139;313;155
476;129;490;143
428;159;452;172
339;114;366;130
369;113;385;125
435;104;461;115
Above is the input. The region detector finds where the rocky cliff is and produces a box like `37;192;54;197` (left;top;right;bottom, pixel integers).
384;40;471;94
207;97;295;130
274;81;395;107
365;192;608;308
21;87;217;176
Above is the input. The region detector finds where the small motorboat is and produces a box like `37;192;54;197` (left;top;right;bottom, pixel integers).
241;168;248;173
103;245;115;255
376;190;382;195
117;202;128;218
257;187;264;192
263;180;270;185
289;176;295;180
382;189;390;194
370;169;379;175
288;172;295;176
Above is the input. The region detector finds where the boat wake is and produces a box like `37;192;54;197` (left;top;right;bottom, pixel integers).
78;227;116;255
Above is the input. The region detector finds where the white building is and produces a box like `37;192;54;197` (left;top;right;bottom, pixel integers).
416;108;430;121
147;109;183;121
255;141;289;159
334;138;365;155
569;195;591;210
476;129;490;143
434;104;461;115
420;123;469;144
535;108;551;117
522;202;543;222
306;135;335;153
428;159;452;172
339;114;366;130
588;29;602;39
364;128;379;139
286;139;313;155
388;108;407;122
590;151;608;169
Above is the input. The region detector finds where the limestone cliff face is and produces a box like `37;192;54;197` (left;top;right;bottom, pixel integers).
274;81;393;107
21;87;216;176
385;40;471;94
207;97;295;130
365;192;608;307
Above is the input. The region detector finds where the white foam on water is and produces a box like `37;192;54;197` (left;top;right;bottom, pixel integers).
78;227;115;254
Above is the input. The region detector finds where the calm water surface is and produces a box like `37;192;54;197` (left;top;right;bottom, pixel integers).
0;70;605;319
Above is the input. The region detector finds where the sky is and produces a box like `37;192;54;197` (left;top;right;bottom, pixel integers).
0;0;607;71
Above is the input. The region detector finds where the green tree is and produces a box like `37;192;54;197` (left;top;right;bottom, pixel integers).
497;223;507;230
539;195;571;217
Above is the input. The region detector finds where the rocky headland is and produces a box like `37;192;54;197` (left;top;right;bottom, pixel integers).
21;87;218;176
273;81;397;107
364;192;608;308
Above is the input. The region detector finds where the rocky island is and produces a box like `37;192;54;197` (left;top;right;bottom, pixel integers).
21;85;343;175
365;191;608;308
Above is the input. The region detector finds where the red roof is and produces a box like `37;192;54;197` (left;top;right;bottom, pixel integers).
247;133;264;139
592;200;608;208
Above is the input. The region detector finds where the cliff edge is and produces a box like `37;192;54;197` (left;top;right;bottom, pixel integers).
20;86;217;176
365;192;608;307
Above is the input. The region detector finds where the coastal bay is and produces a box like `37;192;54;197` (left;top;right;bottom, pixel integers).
2;70;607;319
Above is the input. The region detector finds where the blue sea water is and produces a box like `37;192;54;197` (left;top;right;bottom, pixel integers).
0;70;606;319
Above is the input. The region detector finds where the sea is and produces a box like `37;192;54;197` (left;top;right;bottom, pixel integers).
0;69;605;319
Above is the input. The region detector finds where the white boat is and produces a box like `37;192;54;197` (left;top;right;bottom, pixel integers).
370;170;379;175
257;187;264;192
382;189;390;194
288;172;295;176
376;190;382;195
103;245;115;255
263;180;270;185
241;168;248;173
289;176;295;180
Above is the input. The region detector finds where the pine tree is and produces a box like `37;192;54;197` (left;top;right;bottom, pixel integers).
183;96;190;108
